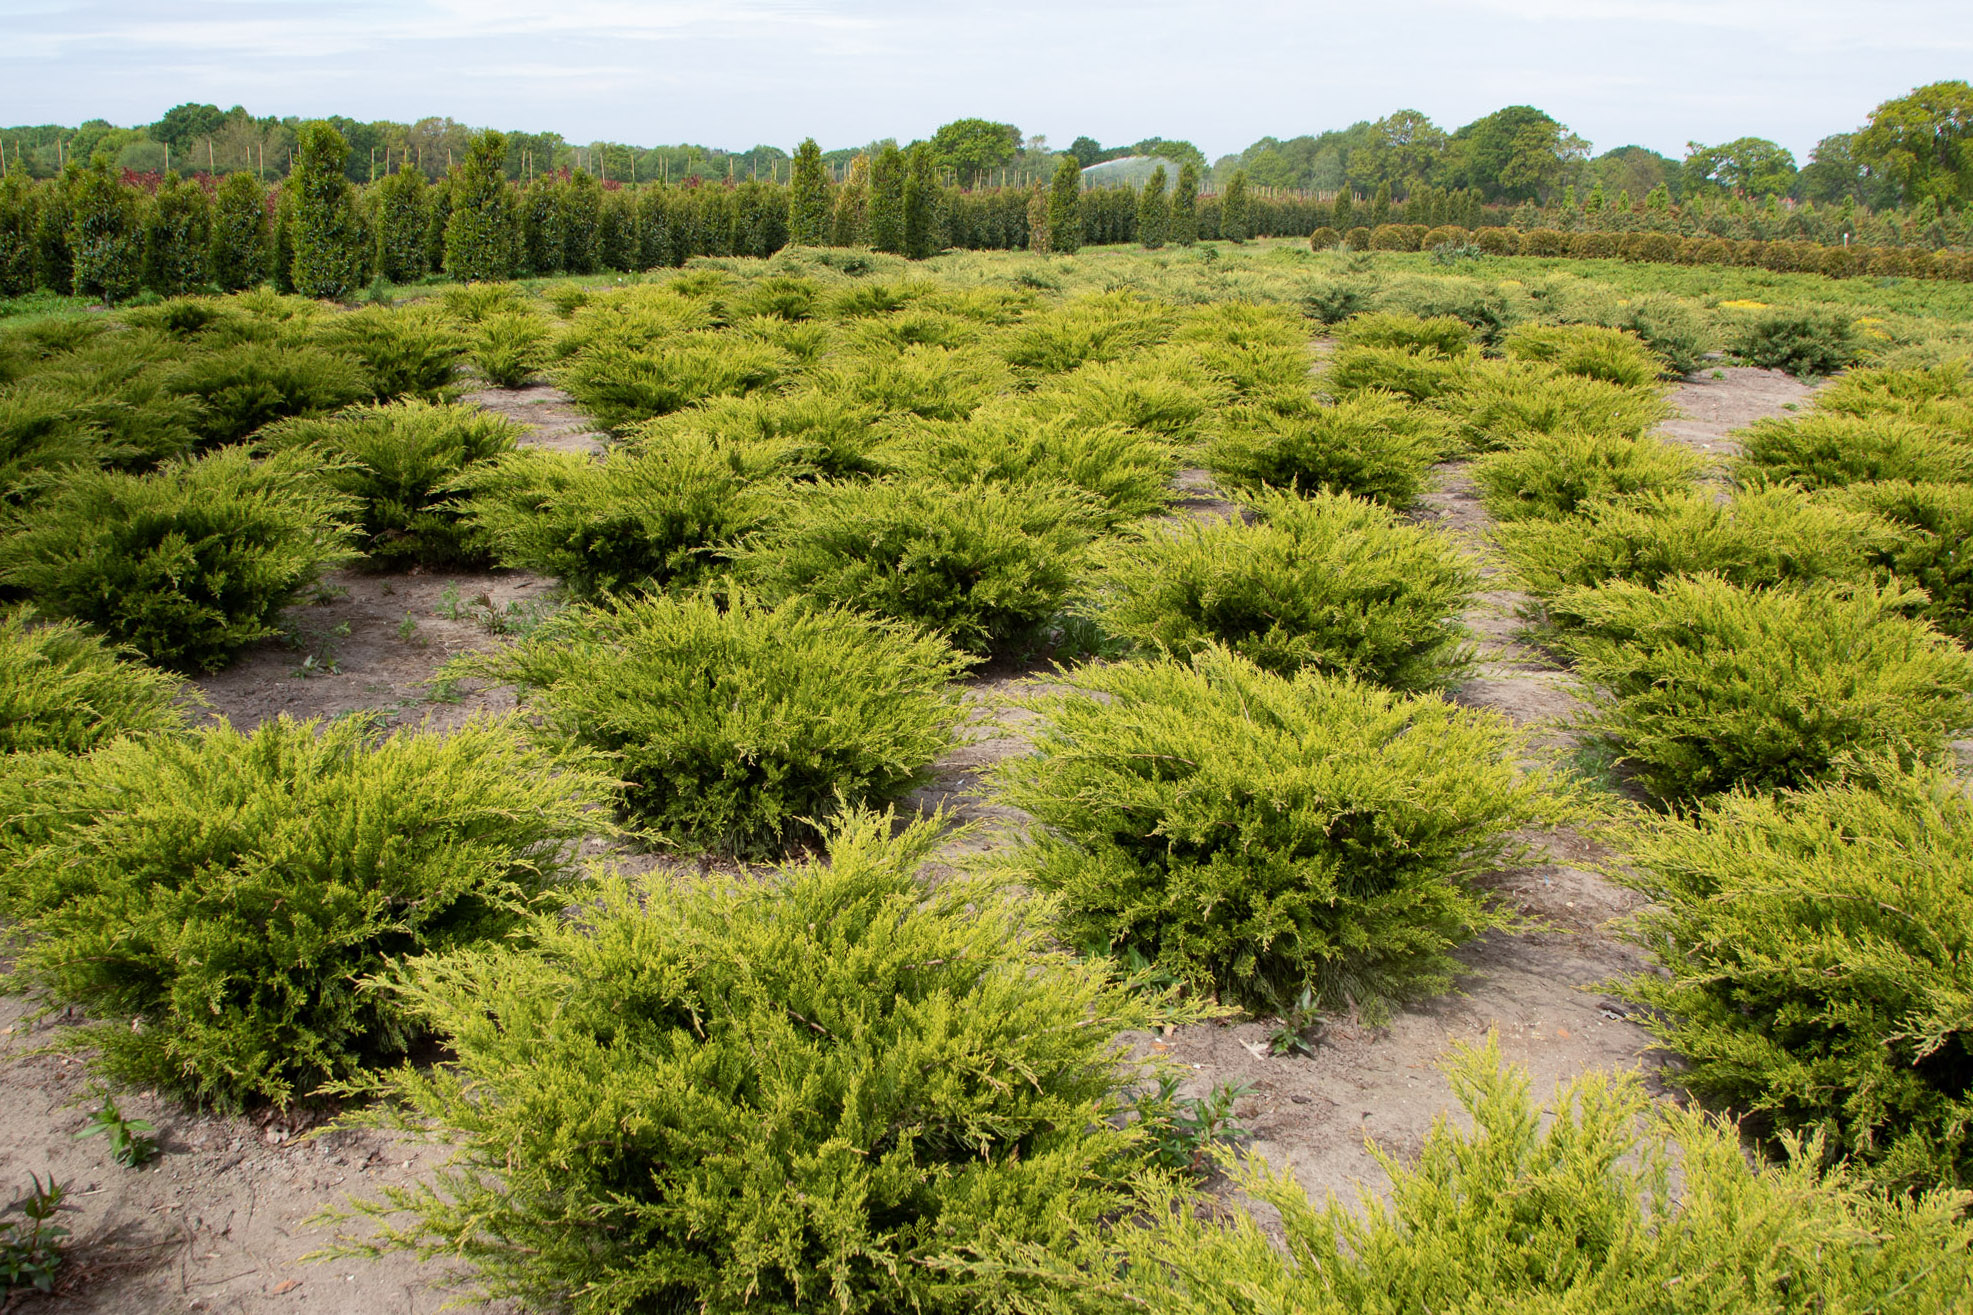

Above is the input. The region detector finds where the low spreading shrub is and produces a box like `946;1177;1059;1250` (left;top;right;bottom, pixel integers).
1733;412;1973;489
1332;311;1472;355
995;1039;1973;1315
1089;490;1476;690
0;715;611;1108
0;609;187;755
1021;354;1226;445
258;401;519;567
559;335;788;430
814;345;1008;421
1446;361;1672;452
1500;324;1662;390
1203;392;1445;506
1560;576;1973;801
1499;484;1895;617
737;478;1098;655
0;448;356;672
997;292;1172;375
335;813;1169;1315
162;340;371;447
628;390;889;482
1325;344;1473;403
1817;361;1973;423
315;306;463;401
1606;293;1712;378
1837;480;1973;643
463;440;767;599
1616;771;1973;1194
1470;429;1704;522
1730;307;1861;379
469;312;551;389
884;412;1175;527
993;648;1570;1015
451;593;965;855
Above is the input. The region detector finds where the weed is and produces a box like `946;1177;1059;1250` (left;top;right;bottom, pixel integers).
1133;1077;1255;1178
0;1175;65;1294
74;1092;158;1168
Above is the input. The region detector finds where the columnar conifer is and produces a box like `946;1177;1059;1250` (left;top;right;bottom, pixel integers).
1331;185;1353;232
142;171;211;296
1026;182;1051;252
867;144;906;254
422;174;452;277
0;172;37;296
444;129;515;281
67;155;143;303
289;122;369;299
1220;168;1252;242
788;138;830;246
902;143;939;259
832;153;869;246
521;177;563;275
559;170;602;273
1047;153;1083;254
208;169;267;292
1138;165;1169;249
271;184;296;292
1171;161;1199;245
1370;180;1392;227
373;163;429;283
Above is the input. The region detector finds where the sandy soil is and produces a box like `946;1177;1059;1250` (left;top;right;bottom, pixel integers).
0;368;1819;1310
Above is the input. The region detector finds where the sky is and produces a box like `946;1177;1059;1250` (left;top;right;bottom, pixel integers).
4;0;1971;161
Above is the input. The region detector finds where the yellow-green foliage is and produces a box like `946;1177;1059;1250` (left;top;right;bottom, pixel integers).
1498;484;1897;622
1817;360;1973;427
883;411;1175;526
1836;479;1973;642
1444;359;1672;452
1470;429;1705;522
1618;771;1973;1194
1088;490;1476;689
450;593;966;856
738;477;1099;655
1733;412;1973;489
0;448;356;672
0;715;612;1108
993;648;1570;1015
1325;343;1474;403
1204;391;1447;505
988;1039;1973;1314
1021;355;1226;444
998;291;1174;375
462;441;769;599
335;813;1171;1315
258;400;519;566
1560;577;1973;801
0;608;188;755
314;305;464;402
811;343;1006;421
470;311;552;388
1501;323;1664;389
1332;310;1473;355
560;333;788;430
628;390;890;482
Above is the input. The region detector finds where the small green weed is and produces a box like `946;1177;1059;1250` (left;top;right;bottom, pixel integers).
0;1175;65;1294
1133;1077;1255;1179
74;1092;158;1168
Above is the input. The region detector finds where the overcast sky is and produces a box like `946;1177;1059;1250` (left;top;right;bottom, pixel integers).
5;0;1970;160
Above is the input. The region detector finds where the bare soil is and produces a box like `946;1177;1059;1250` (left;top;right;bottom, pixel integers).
0;370;1818;1310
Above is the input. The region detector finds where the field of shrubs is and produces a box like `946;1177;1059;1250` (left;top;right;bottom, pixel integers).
1;236;1972;1310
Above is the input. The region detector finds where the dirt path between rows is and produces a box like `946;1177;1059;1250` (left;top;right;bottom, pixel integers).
0;367;1820;1311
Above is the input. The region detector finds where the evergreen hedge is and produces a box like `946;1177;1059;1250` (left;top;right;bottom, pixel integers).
0;715;612;1108
453;594;966;855
0;447;356;672
1089;490;1476;690
67;156;143;303
994;648;1571;1015
336;812;1168;1314
372;164;429;284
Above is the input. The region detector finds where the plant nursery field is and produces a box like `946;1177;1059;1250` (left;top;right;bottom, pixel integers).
1;238;1972;1313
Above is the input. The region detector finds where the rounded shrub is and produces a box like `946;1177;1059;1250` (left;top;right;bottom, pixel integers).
738;477;1098;655
1203;392;1445;506
1308;225;1341;249
1334;311;1473;356
470;311;552;388
1474;226;1519;255
884;412;1175;528
258;401;520;567
0;714;612;1108
1837;480;1973;643
1734;413;1973;490
1326;344;1473;403
463;440;768;600
1616;770;1973;1193
993;647;1572;1016
1568;232;1620;259
559;335;789;431
1344;225;1372;249
1519;228;1568;257
314;305;465;402
1560;577;1973;802
0;448;356;673
163;339;371;447
0;608;188;755
341;812;1165;1315
1500;324;1663;390
1470;429;1704;523
452;593;966;856
1447;360;1673;451
1089;490;1477;689
1730;308;1861;379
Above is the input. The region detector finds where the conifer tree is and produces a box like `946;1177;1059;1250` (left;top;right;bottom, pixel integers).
867;143;906;254
422;174;452;277
373;163;429;283
209;169;268;292
33;168;75;294
1171;161;1199;245
0;171;37;296
444;129;514;281
1616;188;1632;213
902;143;939;259
1370;180;1392;227
67;155;143;303
599;187;641;269
1329;187;1352;234
1220;168;1252;242
1047;153;1083;254
142;171;211;296
271;184;296;292
289;122;369;299
1137;164;1169;249
521;177;564;275
788;138;831;246
832;153;869;246
1026;182;1051;252
560;169;602;273
1587;181;1607;214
